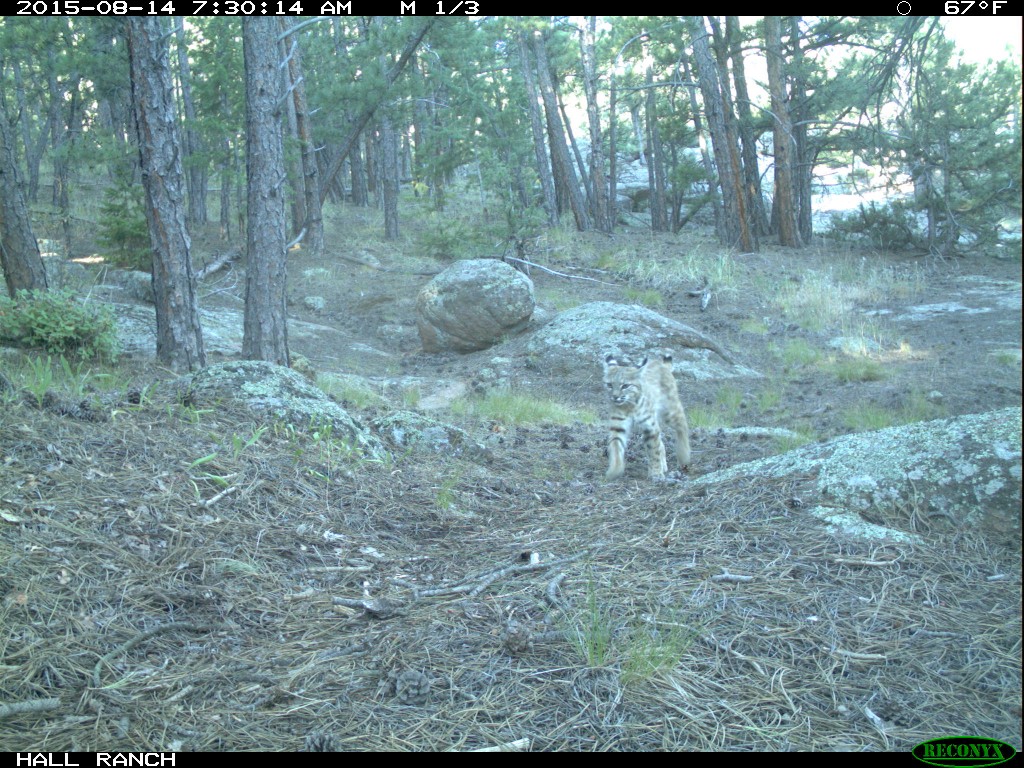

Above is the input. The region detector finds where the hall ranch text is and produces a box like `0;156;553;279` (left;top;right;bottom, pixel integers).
16;755;175;767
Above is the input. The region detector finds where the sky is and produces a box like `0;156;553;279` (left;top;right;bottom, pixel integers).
941;16;1023;64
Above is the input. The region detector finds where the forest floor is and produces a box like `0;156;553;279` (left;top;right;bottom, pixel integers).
0;202;1020;752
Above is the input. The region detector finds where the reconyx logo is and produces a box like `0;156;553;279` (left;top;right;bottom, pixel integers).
913;737;1017;767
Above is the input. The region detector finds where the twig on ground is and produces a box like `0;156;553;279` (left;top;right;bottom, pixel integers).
92;622;225;689
0;698;61;719
502;256;616;285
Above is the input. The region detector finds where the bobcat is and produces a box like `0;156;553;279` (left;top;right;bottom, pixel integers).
603;353;690;480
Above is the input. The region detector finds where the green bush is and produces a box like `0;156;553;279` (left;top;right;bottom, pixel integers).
827;200;919;251
0;289;120;361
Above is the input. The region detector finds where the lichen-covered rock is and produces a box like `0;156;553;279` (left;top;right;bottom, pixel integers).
526;301;754;381
168;360;387;459
695;407;1022;542
120;270;155;304
416;259;535;353
371;410;490;462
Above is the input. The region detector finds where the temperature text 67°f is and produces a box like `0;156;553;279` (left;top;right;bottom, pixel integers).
944;0;1010;12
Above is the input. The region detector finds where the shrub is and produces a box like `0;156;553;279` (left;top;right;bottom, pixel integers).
0;289;120;360
827;200;919;251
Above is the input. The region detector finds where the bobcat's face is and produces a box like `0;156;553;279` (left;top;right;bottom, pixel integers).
603;356;646;409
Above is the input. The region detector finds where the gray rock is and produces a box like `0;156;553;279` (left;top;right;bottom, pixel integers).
371;410;489;461
695;407;1022;542
120;270;155;304
526;301;754;381
168;361;387;460
416;259;535;353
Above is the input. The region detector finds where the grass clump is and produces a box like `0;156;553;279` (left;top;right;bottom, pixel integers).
317;373;389;411
566;578;615;668
830;358;887;383
0;289;119;361
621;614;700;684
624;287;665;309
451;388;595;426
841;391;947;432
772;339;821;369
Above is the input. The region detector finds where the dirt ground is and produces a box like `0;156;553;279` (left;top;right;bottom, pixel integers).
0;210;1020;752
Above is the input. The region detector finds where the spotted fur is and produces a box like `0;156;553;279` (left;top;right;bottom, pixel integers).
603;353;690;480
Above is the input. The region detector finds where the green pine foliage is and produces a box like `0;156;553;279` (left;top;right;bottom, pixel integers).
96;169;151;271
0;289;120;361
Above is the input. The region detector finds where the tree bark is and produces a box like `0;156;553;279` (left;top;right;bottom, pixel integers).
242;17;289;366
788;18;814;244
175;19;208;227
687;16;754;251
643;41;668;233
127;17;206;372
0;90;48;298
726;16;770;237
765;16;803;248
380;114;400;240
517;29;558;226
530;29;590;231
581;17;611;233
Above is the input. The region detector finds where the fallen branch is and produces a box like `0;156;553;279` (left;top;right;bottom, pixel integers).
196;247;241;280
502;256;616;285
417;551;591;599
200;485;237;508
545;572;567;607
93;622;224;689
0;698;61;719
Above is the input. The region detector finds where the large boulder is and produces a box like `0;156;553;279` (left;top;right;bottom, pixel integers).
526;301;756;381
416;259;535;353
693;407;1022;544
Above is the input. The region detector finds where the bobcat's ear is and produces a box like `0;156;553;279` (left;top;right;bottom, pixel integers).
604;354;618;367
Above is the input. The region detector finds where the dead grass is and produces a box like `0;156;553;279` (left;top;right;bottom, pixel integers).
1;384;1019;752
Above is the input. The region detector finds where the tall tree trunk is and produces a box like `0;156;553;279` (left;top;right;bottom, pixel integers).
175;19;207;227
581;17;611;232
10;60;47;204
0;90;48;298
380;114;400;240
531;29;590;231
726;16;770;237
707;16;756;250
242;17;289;366
217;89;234;239
350;140;368;206
517;29;558;226
558;95;592;209
788;17;813;244
127;17;206;372
643;42;668;232
765;16;803;248
680;51;723;238
49;64;83;255
687;16;754;251
280;19;324;259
